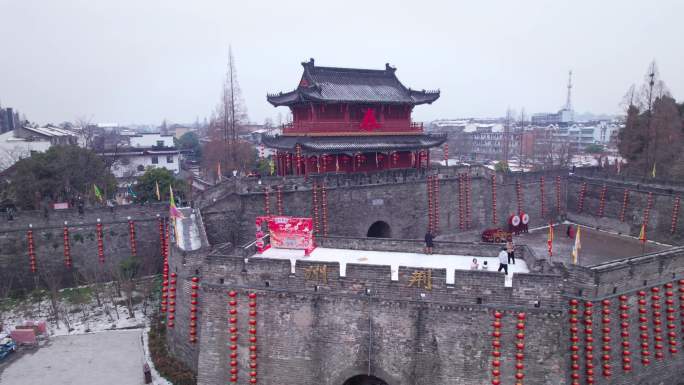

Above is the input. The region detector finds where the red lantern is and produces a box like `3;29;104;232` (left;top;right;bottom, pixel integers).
577;181;587;213
128;218;137;256
555;176;562;215
63;223;72;268
27;226;37;273
671;195;681;234
491;175;498;225
638;290;651;365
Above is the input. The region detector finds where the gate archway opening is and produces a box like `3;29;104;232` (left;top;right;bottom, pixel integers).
366;221;391;238
343;375;389;385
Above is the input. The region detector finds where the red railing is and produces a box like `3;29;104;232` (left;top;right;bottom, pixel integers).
282;121;423;134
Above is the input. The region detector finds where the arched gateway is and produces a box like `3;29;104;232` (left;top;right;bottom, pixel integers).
343;374;389;385
366;221;391;238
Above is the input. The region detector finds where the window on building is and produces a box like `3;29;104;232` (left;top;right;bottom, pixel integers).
137;165;145;172
120;157;131;165
152;156;159;164
156;140;164;147
167;155;174;163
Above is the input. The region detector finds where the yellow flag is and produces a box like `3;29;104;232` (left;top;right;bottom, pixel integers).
571;226;581;264
639;223;646;244
652;163;656;178
155;181;161;201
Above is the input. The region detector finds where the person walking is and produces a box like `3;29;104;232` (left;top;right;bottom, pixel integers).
497;247;509;275
424;231;434;254
506;240;515;264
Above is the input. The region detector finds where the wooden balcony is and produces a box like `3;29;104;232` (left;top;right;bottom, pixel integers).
282;121;423;136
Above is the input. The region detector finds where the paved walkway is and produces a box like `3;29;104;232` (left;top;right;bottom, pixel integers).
0;330;144;385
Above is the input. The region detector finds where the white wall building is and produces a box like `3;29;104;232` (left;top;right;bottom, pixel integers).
100;133;180;180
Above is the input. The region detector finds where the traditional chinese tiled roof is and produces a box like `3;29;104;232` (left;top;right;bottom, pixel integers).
267;59;440;106
261;133;446;152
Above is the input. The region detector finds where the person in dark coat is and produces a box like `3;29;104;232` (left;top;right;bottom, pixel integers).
424;231;434;254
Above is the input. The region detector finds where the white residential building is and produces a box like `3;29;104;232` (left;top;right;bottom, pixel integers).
100;133;180;179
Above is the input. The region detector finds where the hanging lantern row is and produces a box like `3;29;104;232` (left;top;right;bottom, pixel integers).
355;153;367;168
312;182;320;234
443;143;449;166
321;184;329;237
96;219;105;264
491;175;498;226
490;311;503;385
601;299;612;377
664;282;678;354
619;189;630;222
63;222;72;268
671;195;680;234
583;301;595;384
515;180;523;215
568;299;580;385
555;176;562;215
391;151;400;166
190;276;199;343
263;188;271;217
27;225;37;273
597;184;608;218
679;279;684;345
167;272;177;328
618;295;632;372
276;186;284;216
514;312;526;385
228;290;239;383
295;144;302;175
434;176;440;233
248;292;258;384
465;173;471;230
651;286;664;359
128;218;137;257
259;143;265;162
458;173;465;231
637;290;650;365
540;176;546;219
643;192;654;228
161;218;169;314
577;182;588;213
427;176;434;233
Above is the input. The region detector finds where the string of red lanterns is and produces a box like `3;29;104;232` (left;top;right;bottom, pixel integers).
458;174;465;231
671;195;680;234
96;218;105;264
264;187;271;217
679;280;684;350
248;292;258;384
128;217;137;257
540;176;546;219
312;182;320;234
601;299;612;377
490;311;503;385
228;290;239;383
321;184;329;237
433;175;440;234
637;290;651;365
664;282;678;354
643;192;654;228
427;176;434;234
515;180;523;215
276;186;283;216
597;184;607;217
578;182;588;213
27;225;37;273
555;176;562;216
651;286;664;359
465;173;471;230
295;144;302;175
443;144;449;167
491;175;498;226
168;272;177;328
583;301;595;384
514;312;526;385
190;276;199;343
568;299;580;385
63;221;72;268
618;295;632;372
620;189;630;222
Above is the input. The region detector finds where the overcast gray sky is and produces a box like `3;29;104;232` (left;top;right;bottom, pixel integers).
1;0;682;126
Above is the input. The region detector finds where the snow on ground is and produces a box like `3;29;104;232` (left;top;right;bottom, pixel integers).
254;247;529;287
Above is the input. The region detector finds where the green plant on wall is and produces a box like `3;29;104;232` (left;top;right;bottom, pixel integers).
42;232;52;241
73;233;84;243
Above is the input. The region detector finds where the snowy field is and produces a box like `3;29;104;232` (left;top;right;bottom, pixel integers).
254;247;529;286
0;330;144;385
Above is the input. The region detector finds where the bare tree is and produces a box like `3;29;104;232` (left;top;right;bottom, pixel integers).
75;116;99;149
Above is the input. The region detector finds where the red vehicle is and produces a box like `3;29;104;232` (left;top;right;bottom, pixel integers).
481;228;513;243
